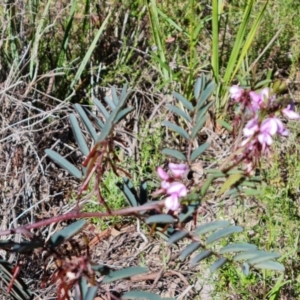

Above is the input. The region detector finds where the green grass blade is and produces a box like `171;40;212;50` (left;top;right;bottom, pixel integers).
70;11;111;90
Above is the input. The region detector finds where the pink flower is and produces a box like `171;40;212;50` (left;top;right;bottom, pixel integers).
157;167;169;180
282;105;300;120
166;182;187;197
165;194;180;210
229;85;244;101
168;163;188;178
260;117;288;136
164;182;187;211
249;91;263;112
243;117;259;137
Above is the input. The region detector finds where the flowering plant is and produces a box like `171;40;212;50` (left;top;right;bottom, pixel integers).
229;85;300;174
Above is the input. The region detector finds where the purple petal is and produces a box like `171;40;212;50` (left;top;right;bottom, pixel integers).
165;194;180;211
243;118;259;137
168;163;188;178
157;167;169;180
282;105;300;120
167;182;187;197
229;85;243;101
260;118;277;136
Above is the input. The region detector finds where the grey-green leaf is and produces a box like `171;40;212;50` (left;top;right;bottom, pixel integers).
220;243;257;254
195;220;230;236
242;262;250;276
119;177;138;207
49;220;86;247
104;96;116;109
69;114;89;156
93;97;109;119
85;287;98;300
190;250;213;267
162;120;189;140
210;257;227;272
45;149;82;179
122;291;161;300
114;107;134;124
194;77;202;100
243;188;261;196
191;143;210;161
247;253;281;265
162;148;186;161
75;104;98;141
180;242;201;261
146;215;175;224
166;104;192;122
168;231;189;245
234;250;275;262
173;92;194;111
191;115;207;139
253;261;285;272
206;226;243;244
102;267;148;283
111;86;119;105
197;80;216;110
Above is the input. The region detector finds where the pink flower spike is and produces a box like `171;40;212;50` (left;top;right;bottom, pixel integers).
157;167;169;180
167;182;187;197
229;85;243;101
168;163;188;178
282;105;300;120
165;194;180;211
